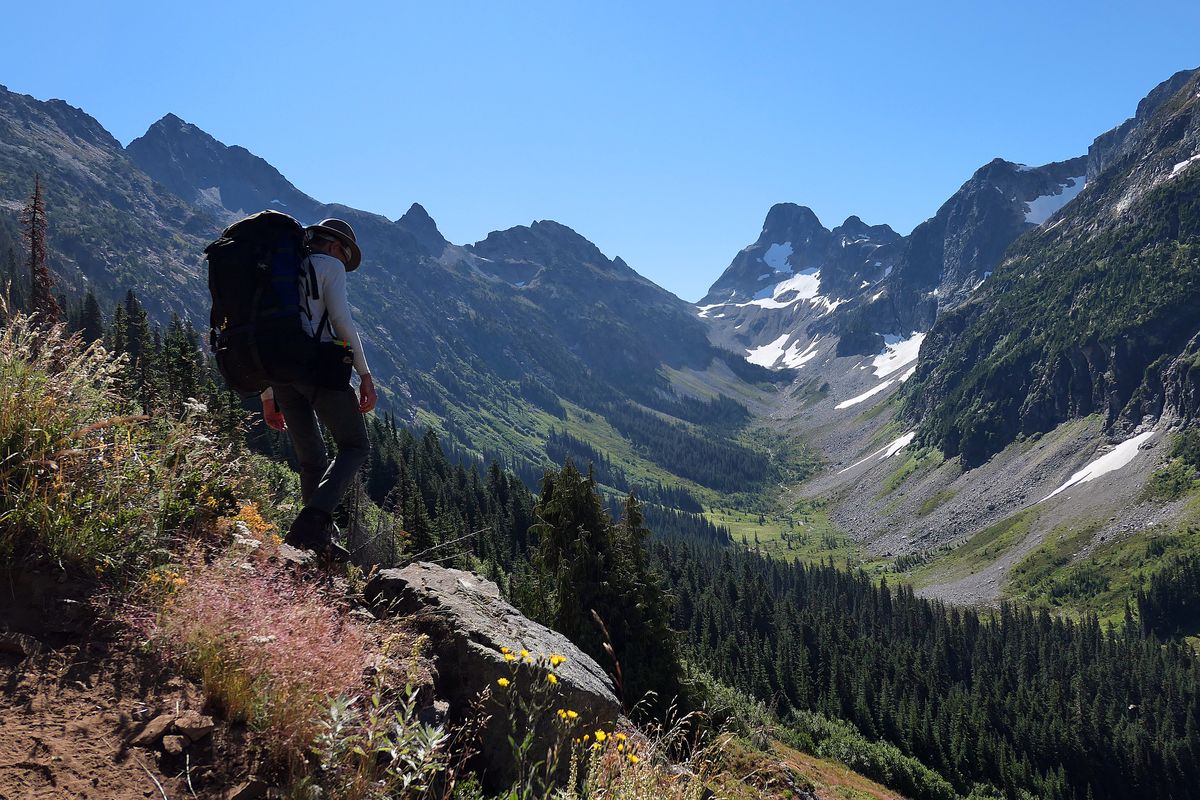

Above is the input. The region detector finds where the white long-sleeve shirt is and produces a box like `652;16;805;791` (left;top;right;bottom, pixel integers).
300;253;370;375
261;252;370;401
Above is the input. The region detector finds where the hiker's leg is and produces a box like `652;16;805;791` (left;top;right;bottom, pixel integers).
273;383;329;506
307;386;370;516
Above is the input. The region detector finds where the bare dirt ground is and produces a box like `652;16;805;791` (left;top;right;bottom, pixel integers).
0;573;256;800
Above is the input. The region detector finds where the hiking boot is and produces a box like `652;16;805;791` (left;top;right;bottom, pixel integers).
321;520;351;563
284;507;332;551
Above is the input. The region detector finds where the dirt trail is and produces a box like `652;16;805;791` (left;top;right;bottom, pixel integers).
0;576;254;800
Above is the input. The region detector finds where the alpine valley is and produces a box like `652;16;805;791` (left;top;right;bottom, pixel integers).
3;63;1200;799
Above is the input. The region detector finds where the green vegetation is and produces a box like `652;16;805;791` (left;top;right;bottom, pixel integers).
1145;428;1200;500
911;508;1039;586
905;150;1200;466
662;538;1200;800
1006;520;1105;608
917;488;957;516
879;447;944;497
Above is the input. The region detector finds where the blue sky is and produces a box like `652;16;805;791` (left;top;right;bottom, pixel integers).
3;2;1198;301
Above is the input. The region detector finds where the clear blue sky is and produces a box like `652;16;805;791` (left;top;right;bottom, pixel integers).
3;2;1198;301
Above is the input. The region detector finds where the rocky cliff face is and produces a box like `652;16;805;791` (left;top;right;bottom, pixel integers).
904;68;1200;466
698;151;1088;375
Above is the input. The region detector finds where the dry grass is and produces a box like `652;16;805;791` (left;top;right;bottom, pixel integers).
152;552;371;771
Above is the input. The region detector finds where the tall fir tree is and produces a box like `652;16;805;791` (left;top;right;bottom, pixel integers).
77;288;105;343
20;174;62;323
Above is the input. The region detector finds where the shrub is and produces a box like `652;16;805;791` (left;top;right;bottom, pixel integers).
0;314;246;582
300;682;448;800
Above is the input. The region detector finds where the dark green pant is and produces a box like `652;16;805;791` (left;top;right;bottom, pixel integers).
272;383;369;516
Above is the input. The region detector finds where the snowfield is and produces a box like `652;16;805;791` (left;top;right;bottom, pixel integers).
872;333;925;378
1040;430;1156;503
745;335;822;369
762;242;794;271
1024;176;1086;225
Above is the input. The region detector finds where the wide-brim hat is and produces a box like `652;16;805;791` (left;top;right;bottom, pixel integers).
306;218;362;271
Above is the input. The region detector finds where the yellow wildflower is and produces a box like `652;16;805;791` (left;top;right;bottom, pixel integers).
520;649;530;658
497;678;511;688
149;573;161;584
618;743;624;752
547;673;558;684
628;754;639;764
500;646;510;654
550;654;566;667
504;653;516;662
615;732;627;741
592;742;602;752
594;730;607;742
566;710;579;719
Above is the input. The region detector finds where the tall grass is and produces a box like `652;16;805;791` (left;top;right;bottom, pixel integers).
0;313;248;581
154;554;372;772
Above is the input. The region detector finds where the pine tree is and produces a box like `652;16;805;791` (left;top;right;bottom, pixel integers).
77;288;105;343
20;174;62;323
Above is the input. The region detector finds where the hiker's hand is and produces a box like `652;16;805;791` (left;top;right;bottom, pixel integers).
358;374;377;413
263;398;287;431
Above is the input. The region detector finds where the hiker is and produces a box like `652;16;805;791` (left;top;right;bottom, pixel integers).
260;218;377;560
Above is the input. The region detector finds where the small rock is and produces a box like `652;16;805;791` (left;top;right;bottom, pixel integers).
162;735;187;755
0;631;43;657
276;544;315;566
227;778;269;800
130;713;175;747
175;711;216;741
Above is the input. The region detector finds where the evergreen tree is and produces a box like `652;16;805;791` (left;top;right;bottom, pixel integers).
77;288;105;343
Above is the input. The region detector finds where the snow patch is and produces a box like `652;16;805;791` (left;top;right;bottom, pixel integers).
871;332;925;378
752;268;821;303
1024;176;1086;225
745;334;791;368
1040;430;1156;503
882;431;917;459
835;378;898;409
1170;153;1200;178
696;303;724;318
782;337;821;369
762;242;794;272
838;431;917;474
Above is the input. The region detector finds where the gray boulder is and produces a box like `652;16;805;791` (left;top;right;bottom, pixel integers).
364;562;620;791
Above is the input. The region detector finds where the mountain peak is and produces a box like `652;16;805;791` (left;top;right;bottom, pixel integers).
127;114;316;221
762;202;823;233
396;202;447;256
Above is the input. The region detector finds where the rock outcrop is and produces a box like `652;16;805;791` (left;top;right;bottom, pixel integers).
365;562;620;791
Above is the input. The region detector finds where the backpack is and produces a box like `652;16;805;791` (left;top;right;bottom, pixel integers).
204;210;321;395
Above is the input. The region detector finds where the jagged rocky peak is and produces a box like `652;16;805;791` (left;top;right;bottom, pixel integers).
468;219;612;276
127;113;318;221
1088;67;1199;181
396;202;448;257
701;203;833;305
831;214;900;245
